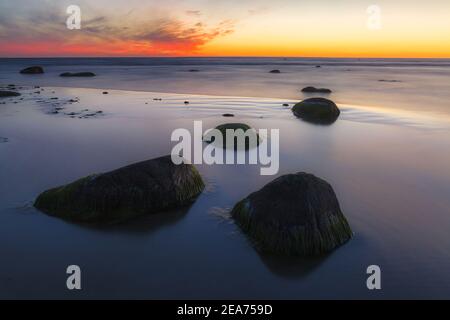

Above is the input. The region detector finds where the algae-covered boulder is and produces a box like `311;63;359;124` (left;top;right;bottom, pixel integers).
60;72;96;77
0;91;21;98
292;97;340;124
203;123;260;150
20;66;44;74
231;173;352;256
34;155;205;224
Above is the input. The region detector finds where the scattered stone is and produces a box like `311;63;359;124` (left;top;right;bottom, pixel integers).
34;155;205;224
292;97;340;124
20;66;44;74
50;97;58;100
0;91;21;98
231;172;352;256
301;86;332;94
184;101;190;104
60;72;96;77
222;113;235;117
378;79;401;83
153;98;162;101
102;91;109;94
269;69;281;74
282;103;289;107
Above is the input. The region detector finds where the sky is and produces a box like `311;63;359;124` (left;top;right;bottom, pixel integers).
0;0;450;58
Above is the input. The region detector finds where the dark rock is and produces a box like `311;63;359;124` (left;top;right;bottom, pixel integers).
188;69;200;72
0;137;8;143
301;86;332;94
378;79;401;83
282;104;289;107
184;101;190;104
231;172;352;256
60;72;96;77
0;90;21;98
204;123;260;150
315;65;321;68
102;91;108;94
20;66;44;74
222;113;234;117
269;69;281;73
292;98;340;124
34;155;205;224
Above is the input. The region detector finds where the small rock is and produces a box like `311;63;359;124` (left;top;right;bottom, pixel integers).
60;72;96;77
269;69;281;74
102;91;108;94
0;91;21;98
20;66;44;74
292;98;340;125
204;123;260;150
222;113;235;117
301;86;332;94
184;101;190;104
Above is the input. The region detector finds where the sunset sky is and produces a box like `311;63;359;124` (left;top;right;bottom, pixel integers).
1;0;450;58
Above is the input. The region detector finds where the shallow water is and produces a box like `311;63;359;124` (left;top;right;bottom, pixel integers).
1;86;450;299
2;57;450;119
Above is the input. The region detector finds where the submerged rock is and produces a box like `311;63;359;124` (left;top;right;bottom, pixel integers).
204;123;260;150
34;155;205;224
0;90;21;98
301;86;332;94
292;97;340;124
60;72;96;77
231;173;352;256
269;69;281;74
20;66;44;74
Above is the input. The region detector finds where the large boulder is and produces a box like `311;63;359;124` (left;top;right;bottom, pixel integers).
231;173;352;256
203;123;260;150
292;97;340;124
20;66;44;74
34;155;205;224
0;90;20;98
60;72;96;77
